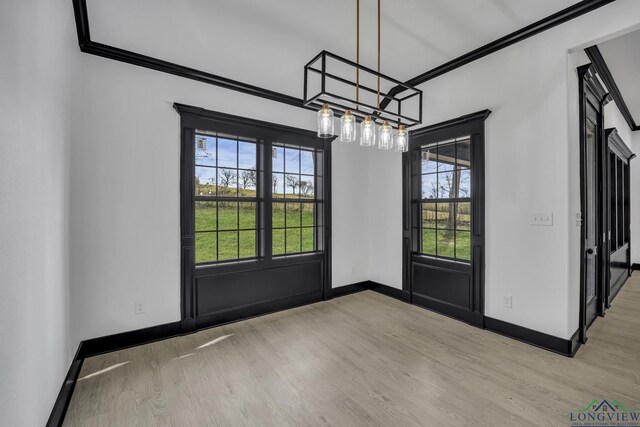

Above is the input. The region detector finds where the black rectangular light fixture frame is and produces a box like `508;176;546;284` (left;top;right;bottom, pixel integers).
303;51;422;127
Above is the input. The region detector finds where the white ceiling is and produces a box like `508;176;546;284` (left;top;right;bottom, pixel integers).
598;29;640;124
87;0;578;98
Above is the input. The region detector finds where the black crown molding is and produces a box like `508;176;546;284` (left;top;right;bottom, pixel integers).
585;45;640;132
73;0;618;121
71;0;313;111
380;0;617;110
606;128;636;160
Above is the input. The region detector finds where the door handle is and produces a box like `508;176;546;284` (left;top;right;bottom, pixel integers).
586;248;595;255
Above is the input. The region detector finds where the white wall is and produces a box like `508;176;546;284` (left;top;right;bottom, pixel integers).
368;0;640;339
605;101;634;146
70;52;370;346
0;0;78;425
368;148;403;288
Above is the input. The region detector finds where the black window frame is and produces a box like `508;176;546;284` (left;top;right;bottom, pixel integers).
176;104;333;318
193;131;260;264
416;136;473;262
271;143;325;256
402;110;490;326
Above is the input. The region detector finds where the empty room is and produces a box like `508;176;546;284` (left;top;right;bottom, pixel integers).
2;0;640;425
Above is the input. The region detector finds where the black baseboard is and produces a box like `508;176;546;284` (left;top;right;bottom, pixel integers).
485;317;581;357
45;346;84;427
78;321;182;360
331;281;370;298
48;279;584;425
47;280;370;426
368;281;411;302
412;293;485;328
632;263;640;271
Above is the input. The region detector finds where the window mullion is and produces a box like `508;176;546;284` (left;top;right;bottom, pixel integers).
264;140;273;261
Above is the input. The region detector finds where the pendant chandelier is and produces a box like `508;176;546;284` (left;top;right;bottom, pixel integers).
303;0;423;153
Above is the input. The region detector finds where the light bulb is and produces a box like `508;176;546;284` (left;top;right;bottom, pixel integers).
378;121;393;150
360;116;376;147
394;125;409;152
340;110;356;143
317;103;334;138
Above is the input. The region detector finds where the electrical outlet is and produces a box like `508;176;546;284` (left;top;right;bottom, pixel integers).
502;295;513;309
530;212;553;226
135;301;145;315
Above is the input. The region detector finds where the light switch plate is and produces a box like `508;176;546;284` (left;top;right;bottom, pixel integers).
530;212;553;226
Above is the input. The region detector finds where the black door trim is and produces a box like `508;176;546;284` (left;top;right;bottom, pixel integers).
577;64;609;343
403;110;491;327
586;46;640;132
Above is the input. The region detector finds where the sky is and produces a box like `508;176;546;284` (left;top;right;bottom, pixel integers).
195;135;316;194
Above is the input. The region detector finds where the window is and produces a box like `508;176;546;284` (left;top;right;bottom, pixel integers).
194;132;258;263
271;144;323;255
417;136;471;261
190;125;325;266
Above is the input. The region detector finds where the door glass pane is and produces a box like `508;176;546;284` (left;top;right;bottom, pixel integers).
422;174;438;199
418;136;472;262
456;231;471;261
422;203;437;228
438;172;455;198
422;149;437;174
436;229;455;258
421;228;436;256
436;142;456;172
456;202;471;231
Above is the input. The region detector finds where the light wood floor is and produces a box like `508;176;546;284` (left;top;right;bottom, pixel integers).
64;275;640;426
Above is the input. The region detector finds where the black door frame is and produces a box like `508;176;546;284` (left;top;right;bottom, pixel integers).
175;103;333;333
604;128;635;306
577;64;610;343
402;110;491;327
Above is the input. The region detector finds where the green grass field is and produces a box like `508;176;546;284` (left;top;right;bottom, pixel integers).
193;186;472;263
421;203;471;260
195;200;316;263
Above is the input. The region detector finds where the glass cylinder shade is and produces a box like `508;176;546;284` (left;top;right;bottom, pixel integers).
317;104;334;138
339;111;356;143
378;121;393;150
395;125;409;152
360;116;376;147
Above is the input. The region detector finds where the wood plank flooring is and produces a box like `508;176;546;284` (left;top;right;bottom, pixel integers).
64;275;640;426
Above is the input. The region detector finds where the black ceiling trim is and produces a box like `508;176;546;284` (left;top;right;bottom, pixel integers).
606;128;636;160
380;0;616;111
71;0;313;111
585;45;639;131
